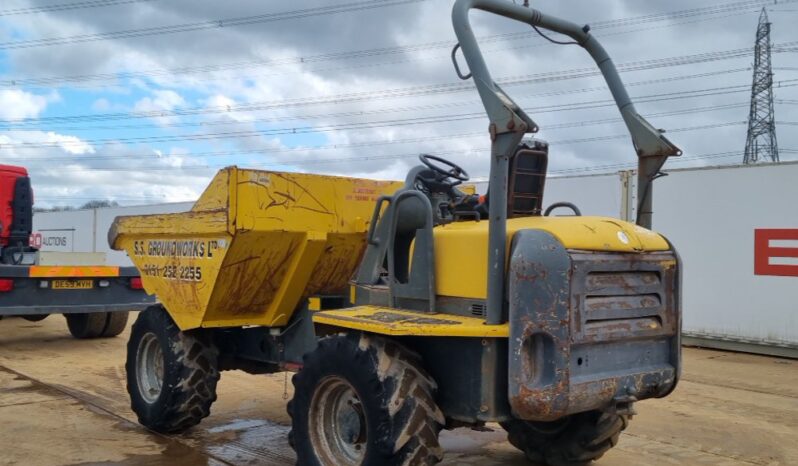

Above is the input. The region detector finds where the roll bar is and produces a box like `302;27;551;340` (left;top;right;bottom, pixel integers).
451;0;681;325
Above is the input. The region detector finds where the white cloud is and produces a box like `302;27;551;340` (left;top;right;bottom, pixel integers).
0;89;52;120
133;89;187;125
44;132;95;155
133;89;185;110
92;98;111;111
0;130;95;156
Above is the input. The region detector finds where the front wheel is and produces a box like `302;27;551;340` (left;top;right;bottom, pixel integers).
126;305;219;433
501;411;629;466
289;333;445;466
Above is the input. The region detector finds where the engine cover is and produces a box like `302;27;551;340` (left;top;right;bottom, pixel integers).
507;229;681;421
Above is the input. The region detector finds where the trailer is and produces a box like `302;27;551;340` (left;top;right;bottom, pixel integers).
0;164;153;338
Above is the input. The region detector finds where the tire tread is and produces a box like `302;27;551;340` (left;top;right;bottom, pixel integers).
126;305;219;433
502;411;630;466
289;333;443;465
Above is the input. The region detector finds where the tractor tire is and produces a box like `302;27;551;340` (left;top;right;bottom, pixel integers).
126;305;219;433
65;313;108;339
501;411;629;466
289;333;445;466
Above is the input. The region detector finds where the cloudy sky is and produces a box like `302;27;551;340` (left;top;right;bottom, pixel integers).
0;0;795;208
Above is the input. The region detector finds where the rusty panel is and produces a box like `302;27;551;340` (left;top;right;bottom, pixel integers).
508;229;572;421
508;229;680;422
570;252;678;344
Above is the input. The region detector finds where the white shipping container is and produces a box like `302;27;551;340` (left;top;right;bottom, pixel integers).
33;202;193;266
31;209;94;253
655;162;798;352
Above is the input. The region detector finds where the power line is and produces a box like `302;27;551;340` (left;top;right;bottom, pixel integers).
34;146;798;204
18;120;748;173
34;144;798;204
7;67;750;133
3;77;778;150
0;0;424;51
10;101;751;162
5;43;792;127
5;11;763;93
0;0;158;16
33;88;751;135
6;80;790;168
1;0;791;89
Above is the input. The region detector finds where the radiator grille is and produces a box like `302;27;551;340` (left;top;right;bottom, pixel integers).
570;252;677;343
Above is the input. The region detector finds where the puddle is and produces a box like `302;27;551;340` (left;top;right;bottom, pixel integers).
439;426;507;453
194;418;294;465
207;418;272;434
70;440;216;466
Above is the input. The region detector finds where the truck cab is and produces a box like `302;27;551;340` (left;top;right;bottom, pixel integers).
0;164;34;263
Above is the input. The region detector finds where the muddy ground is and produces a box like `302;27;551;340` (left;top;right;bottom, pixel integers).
0;315;796;466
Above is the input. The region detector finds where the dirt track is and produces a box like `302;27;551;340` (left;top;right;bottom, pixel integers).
1;315;797;466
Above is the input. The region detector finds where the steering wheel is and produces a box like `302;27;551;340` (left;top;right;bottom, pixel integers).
419;154;470;182
544;202;582;217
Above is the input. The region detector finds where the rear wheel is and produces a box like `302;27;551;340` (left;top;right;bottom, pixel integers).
65;311;130;338
101;311;129;337
289;333;444;466
126;305;219;433
65;313;107;338
22;314;48;322
501;411;629;466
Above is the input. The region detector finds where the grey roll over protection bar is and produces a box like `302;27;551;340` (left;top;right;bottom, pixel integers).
450;0;682;325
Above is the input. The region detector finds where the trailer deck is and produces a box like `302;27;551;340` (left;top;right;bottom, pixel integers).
0;315;796;465
0;265;152;316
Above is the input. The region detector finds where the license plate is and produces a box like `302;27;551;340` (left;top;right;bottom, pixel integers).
52;279;94;290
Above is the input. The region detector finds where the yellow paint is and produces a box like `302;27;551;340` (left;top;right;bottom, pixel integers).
459;184;477;195
433;216;671;300
110;166;673;331
313;306;509;337
29;266;120;278
308;297;322;311
111;167;403;330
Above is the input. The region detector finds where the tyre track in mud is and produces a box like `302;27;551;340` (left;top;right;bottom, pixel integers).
0;362;236;466
1;362;299;466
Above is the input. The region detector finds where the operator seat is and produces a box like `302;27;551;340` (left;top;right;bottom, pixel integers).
455;140;549;219
507;140;548;217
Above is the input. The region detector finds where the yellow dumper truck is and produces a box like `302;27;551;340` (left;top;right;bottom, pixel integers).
110;1;682;464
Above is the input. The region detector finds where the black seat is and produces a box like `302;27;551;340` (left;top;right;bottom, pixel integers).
507;140;548;218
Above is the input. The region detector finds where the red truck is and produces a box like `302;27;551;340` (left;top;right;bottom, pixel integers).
0;164;153;338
